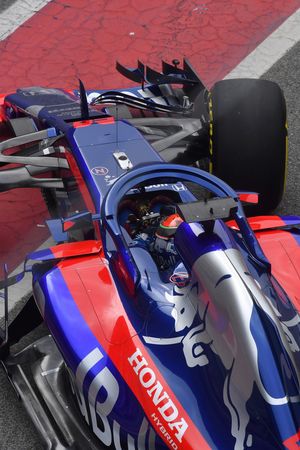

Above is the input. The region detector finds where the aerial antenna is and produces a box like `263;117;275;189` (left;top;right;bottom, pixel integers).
138;60;145;90
79;79;90;120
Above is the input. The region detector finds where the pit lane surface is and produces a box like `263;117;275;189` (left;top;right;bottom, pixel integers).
0;1;299;449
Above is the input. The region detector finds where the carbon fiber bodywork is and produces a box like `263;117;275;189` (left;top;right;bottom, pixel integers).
2;335;106;450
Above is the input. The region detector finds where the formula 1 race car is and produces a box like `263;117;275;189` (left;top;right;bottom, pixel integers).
0;60;299;450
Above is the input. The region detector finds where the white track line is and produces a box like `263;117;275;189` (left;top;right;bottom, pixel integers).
225;8;300;79
0;0;51;41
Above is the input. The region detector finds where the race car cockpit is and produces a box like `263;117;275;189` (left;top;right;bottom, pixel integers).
101;163;270;296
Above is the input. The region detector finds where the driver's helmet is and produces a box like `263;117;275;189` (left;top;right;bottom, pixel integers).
155;213;183;240
151;214;183;270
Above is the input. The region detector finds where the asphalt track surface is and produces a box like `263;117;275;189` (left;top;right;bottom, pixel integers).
265;41;300;217
0;1;299;449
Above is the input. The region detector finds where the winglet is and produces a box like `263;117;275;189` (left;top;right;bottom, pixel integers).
79;79;90;120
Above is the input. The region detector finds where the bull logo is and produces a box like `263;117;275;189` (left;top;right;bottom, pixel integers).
144;248;300;450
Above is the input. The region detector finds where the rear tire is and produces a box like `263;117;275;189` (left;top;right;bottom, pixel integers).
209;79;287;213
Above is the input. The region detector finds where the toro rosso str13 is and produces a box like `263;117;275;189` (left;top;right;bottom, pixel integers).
0;60;300;450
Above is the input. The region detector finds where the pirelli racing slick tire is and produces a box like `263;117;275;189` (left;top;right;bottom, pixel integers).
209;79;287;213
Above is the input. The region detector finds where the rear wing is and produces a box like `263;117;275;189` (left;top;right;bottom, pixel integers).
116;58;204;88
